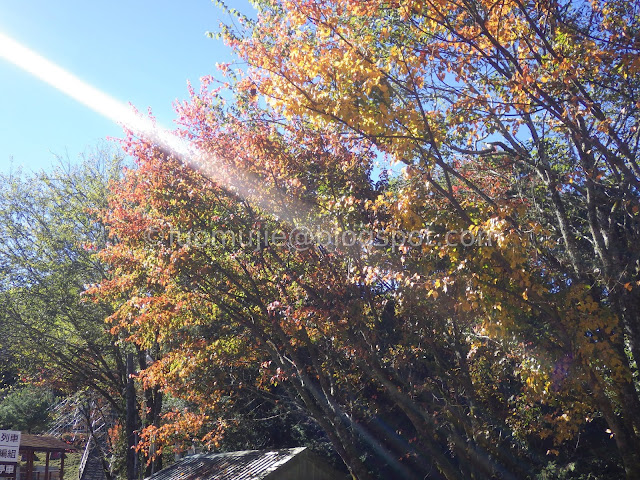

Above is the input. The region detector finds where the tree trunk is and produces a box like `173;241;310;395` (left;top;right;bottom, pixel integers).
125;353;138;480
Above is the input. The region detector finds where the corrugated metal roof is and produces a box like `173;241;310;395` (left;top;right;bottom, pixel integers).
148;447;307;480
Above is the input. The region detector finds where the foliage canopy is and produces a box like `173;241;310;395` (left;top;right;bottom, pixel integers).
89;1;640;479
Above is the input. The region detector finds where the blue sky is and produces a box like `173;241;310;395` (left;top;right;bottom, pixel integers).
0;0;254;173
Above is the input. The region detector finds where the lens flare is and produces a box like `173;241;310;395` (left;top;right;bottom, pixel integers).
0;31;307;225
0;32;185;152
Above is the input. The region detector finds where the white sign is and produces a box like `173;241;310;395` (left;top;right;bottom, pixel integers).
0;464;16;474
0;432;19;448
0;431;20;464
0;449;18;463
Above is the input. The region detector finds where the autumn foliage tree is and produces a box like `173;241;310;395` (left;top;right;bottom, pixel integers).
94;1;640;479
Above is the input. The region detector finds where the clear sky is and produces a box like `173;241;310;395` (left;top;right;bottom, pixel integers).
0;0;254;173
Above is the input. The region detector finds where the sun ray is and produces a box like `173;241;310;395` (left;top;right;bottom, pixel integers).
0;31;307;226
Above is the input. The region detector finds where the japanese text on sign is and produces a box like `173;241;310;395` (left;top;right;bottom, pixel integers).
0;464;16;475
0;451;17;462
0;433;19;448
0;431;20;465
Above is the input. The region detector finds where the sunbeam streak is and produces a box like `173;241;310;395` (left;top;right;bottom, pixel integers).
0;32;190;155
0;31;308;226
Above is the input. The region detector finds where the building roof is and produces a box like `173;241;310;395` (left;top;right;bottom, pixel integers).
147;447;342;480
19;434;75;452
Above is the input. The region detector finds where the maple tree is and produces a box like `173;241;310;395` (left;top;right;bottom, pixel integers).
94;0;640;479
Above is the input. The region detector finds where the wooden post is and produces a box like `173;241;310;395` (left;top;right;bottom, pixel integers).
60;454;64;480
45;451;50;480
27;450;34;480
